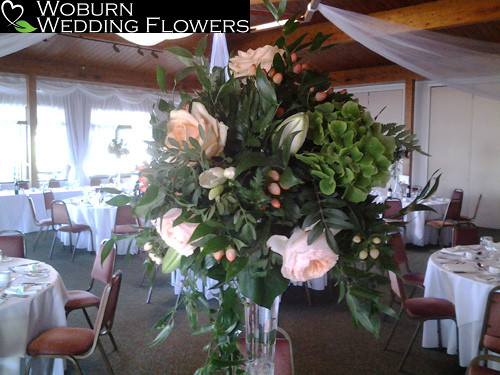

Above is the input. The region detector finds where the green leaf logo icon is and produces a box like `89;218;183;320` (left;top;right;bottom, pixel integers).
15;20;37;33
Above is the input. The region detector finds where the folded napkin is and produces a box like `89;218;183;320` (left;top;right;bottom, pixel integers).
440;248;466;257
442;263;477;273
4;284;44;295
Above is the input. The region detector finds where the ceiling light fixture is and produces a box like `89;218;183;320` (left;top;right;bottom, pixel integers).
116;33;193;46
251;19;289;32
113;44;120;53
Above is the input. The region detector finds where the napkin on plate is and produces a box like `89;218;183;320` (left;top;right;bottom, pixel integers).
440;248;466;257
4;284;44;295
442;263;477;273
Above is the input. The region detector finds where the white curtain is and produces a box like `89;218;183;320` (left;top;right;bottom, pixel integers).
210;34;229;79
0;33;56;58
317;4;500;101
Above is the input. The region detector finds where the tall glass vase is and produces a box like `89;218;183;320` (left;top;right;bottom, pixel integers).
244;296;280;375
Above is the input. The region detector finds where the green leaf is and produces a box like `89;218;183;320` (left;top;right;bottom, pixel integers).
195;35;208;57
15;20;37;33
106;195;131;206
161;248;183;273
238;266;289;308
166;46;194;66
100;238;116;265
157;66;167;92
174;66;196;85
195;65;211;90
255;67;277;105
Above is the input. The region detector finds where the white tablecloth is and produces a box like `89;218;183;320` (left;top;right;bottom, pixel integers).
59;199;138;255
0;188;87;233
0;257;68;375
422;248;500;367
375;195;450;246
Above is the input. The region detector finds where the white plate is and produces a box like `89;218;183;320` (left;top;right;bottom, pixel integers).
0;257;12;263
24;272;49;279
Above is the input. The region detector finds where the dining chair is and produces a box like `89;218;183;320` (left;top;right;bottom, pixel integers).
466;286;500;375
388;231;425;293
0;230;26;258
65;240;117;341
384;269;457;372
50;200;95;262
25;270;122;375
459;194;483;224
112;205;141;254
238;327;294;375
18;180;29;189
48;179;61;188
43;189;55;213
382;198;406;228
27;195;53;252
425;198;462;247
89;177;101;186
453;222;480;246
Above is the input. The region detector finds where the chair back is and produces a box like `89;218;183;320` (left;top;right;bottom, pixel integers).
43;189;55;211
388;269;408;303
471;194;483;221
90;177;101;186
26;196;40;225
453;223;480;246
51;200;72;226
451;188;464;215
383;198;403;219
18;181;29;189
444;199;462;221
479;286;500;355
96;271;123;334
114;205;138;226
0;230;26;258
48;180;60;188
91;241;116;286
388;232;408;267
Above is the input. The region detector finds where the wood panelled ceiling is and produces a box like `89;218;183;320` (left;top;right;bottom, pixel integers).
1;0;500;91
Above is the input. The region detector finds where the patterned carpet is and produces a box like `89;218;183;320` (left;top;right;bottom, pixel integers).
23;228;499;375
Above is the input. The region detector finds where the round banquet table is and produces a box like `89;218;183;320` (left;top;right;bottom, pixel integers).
0;257;69;375
59;198;139;256
422;247;500;367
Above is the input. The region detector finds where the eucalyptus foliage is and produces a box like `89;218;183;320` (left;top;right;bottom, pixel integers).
102;1;439;373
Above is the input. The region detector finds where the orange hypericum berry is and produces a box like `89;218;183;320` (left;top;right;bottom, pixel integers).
268;182;281;195
271;199;281;209
301;63;310;70
291;53;297;63
280;183;290;190
139;176;148;184
268;170;280;182
315;92;327;101
139;185;149;193
273;73;283;84
293;64;303;74
276;107;285;118
213;250;225;261
327;88;334;95
340;89;347;94
268;68;276;78
225;248;236;262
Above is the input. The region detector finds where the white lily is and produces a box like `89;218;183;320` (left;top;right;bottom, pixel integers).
274;112;309;155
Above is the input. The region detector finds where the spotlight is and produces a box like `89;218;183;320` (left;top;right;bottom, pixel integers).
137;48;144;56
113;44;120;53
151;51;159;58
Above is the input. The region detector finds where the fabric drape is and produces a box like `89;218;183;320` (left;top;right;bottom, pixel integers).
0;33;56;58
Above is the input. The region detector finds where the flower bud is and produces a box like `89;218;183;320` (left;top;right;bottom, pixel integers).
268;182;281;195
293;63;303;74
291;53;297;63
369;249;380;259
199;167;227;189
372;237;381;245
315;92;327;101
225;248;236;262
273;112;309;155
359;250;368;260
352;235;362;243
143;242;153;251
273;73;283;84
213;250;225;261
223;167;236;180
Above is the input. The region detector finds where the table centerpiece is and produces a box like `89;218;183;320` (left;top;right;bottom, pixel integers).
102;1;439;373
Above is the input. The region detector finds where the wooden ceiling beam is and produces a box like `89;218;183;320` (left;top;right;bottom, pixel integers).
239;0;500;49
330;65;424;87
0;56;199;91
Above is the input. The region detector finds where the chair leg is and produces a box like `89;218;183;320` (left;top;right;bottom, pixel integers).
384;306;404;351
97;339;115;375
108;332;119;351
49;231;58;259
33;228;43;252
71;233;79;262
88;229;95;254
303;282;312;307
82;308;94;328
398;321;423;372
146;265;158;304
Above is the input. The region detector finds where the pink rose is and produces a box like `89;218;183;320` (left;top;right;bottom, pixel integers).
165;102;228;159
228;45;285;78
155;208;199;257
266;228;339;282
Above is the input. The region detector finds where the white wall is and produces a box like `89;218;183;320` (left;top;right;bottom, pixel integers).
414;83;500;229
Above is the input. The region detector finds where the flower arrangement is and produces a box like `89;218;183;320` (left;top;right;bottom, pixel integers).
102;2;438;373
107;137;129;158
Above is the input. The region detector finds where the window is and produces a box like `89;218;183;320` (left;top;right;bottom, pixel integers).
85;108;152;177
0;103;29;183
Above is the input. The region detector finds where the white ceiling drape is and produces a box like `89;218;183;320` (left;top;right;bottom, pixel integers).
317;4;500;101
0;33;56;58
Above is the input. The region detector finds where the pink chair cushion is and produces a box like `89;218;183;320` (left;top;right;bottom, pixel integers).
113;224;139;234
468;366;500;375
65;290;100;310
425;220;454;228
27;327;94;356
405;297;455;319
58;224;91;233
38;218;52;226
403;272;425;287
